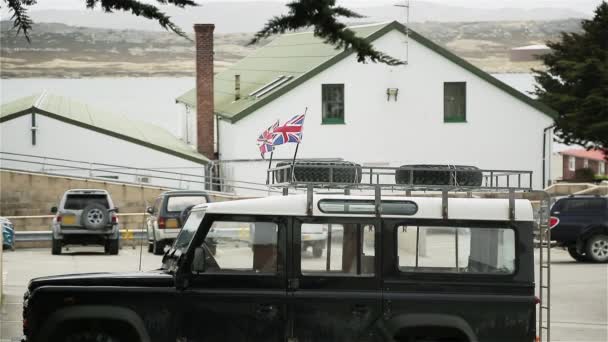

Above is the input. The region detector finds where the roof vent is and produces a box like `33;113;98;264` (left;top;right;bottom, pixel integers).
249;75;293;98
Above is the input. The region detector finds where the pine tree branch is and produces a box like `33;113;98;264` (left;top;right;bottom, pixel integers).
86;0;197;39
3;0;37;42
2;0;198;42
250;0;405;66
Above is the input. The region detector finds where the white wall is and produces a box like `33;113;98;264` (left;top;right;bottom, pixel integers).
0;115;207;190
551;153;564;182
218;29;553;194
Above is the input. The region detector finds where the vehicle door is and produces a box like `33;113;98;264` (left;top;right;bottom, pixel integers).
552;198;606;241
179;214;287;342
290;216;382;342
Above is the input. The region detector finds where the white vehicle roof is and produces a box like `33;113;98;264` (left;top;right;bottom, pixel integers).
64;189;109;194
196;194;534;222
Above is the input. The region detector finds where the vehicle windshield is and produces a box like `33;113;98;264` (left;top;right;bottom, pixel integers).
167;196;207;212
174;209;205;251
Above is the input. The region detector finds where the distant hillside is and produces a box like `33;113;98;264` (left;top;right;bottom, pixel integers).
0;19;583;78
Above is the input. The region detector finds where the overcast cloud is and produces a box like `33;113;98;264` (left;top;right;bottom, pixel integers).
3;0;603;13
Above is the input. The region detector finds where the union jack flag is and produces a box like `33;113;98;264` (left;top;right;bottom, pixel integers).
273;114;305;146
257;120;279;158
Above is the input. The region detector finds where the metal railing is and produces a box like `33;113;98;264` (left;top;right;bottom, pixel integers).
268;164;535;192
0;152;279;195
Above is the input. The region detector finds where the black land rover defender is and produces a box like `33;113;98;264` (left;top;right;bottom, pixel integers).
21;166;546;342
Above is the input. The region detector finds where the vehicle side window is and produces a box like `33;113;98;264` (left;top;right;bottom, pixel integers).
201;220;279;273
397;226;515;274
300;223;375;276
561;199;605;213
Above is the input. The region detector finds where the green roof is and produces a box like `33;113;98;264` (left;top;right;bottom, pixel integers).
1;92;209;164
176;21;556;123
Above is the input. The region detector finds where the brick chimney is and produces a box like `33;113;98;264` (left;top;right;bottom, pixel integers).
194;24;215;160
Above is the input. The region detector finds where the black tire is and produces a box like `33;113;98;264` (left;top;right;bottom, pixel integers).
52;237;62;255
395;164;483;186
106;238;119;255
585;235;608;263
152;239;165;255
180;205;195;226
274;160;362;184
147;242;153;253
567;246;588;262
81;203;109;229
60;330;122;342
312;245;323;258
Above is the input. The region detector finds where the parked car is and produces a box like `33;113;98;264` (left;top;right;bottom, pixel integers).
146;190;210;255
1;217;15;251
51;189;120;255
550;195;608;262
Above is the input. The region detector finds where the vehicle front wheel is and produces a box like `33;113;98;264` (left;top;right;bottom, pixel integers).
105;239;119;255
586;235;608;263
52;237;62;255
567;246;588;262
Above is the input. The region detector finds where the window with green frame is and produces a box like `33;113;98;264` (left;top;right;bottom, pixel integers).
322;84;344;124
444;82;466;122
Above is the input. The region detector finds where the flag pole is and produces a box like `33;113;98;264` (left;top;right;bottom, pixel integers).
290;107;307;183
266;150;274;185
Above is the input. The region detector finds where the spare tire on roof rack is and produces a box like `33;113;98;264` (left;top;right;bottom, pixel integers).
395;164;483;186
274;160;362;184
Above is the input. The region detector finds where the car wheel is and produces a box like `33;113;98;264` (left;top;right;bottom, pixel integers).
395;164;483;186
52;237;62;255
275;160;362;184
152;239;164;255
313;246;323;258
106;239;119;255
586;235;608;263
567;246;588;262
147;242;153;253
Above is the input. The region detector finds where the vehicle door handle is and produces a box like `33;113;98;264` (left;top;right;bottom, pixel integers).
255;303;278;316
351;304;369;317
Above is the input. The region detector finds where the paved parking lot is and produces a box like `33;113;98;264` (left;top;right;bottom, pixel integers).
1;246;607;341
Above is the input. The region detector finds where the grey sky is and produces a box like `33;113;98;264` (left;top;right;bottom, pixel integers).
5;0;603;13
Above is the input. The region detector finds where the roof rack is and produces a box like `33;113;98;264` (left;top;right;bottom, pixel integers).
267;164;536;220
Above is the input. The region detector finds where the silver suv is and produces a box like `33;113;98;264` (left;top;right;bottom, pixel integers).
51;189;120;255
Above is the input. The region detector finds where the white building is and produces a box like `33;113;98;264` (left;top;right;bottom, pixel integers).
0;92;209;189
175;21;556;195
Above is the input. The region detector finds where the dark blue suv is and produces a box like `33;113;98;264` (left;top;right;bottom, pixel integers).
550;195;608;262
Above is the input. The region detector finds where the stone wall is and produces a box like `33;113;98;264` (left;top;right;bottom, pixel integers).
0;170;239;216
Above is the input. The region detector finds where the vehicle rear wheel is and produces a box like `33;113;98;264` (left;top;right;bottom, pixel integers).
52;237;62;255
152;239;165;255
586;235;608;263
567;246;588;262
147;242;153;253
105;238;119;255
313;245;323;258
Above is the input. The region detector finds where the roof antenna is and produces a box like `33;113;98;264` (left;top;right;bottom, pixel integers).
394;0;410;65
